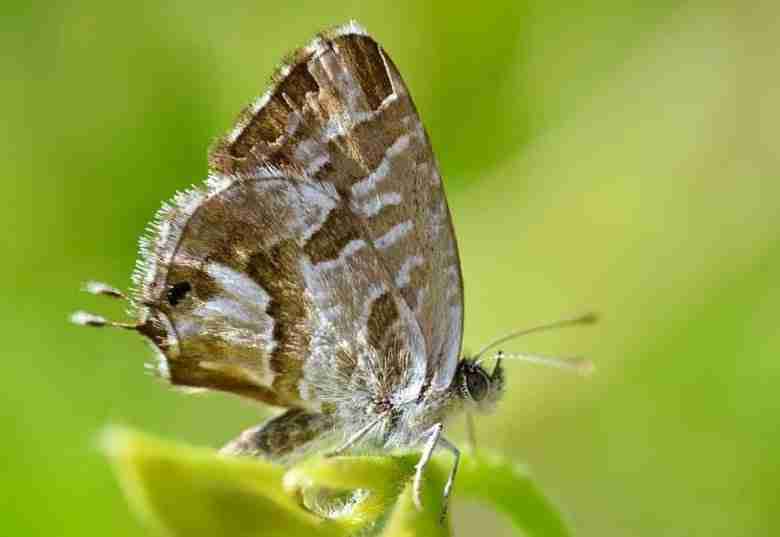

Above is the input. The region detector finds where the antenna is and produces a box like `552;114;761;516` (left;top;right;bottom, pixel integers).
473;312;598;361
492;350;594;376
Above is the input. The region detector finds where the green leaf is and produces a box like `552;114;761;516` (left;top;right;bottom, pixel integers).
457;451;571;537
103;427;570;537
102;426;343;537
286;454;450;537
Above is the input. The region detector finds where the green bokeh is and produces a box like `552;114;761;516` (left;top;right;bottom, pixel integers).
3;1;778;536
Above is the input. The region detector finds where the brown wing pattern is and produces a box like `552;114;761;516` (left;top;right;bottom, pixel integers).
133;22;462;410
136;175;428;411
210;23;464;390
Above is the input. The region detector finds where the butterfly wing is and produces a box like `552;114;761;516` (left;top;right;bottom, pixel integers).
135;174;427;411
210;23;464;391
134;23;462;412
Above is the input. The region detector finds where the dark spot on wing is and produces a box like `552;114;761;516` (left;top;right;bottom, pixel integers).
166;281;191;306
245;239;309;399
275;60;319;107
332;34;393;111
164;263;220;305
304;202;361;264
367;291;399;349
367;199;406;240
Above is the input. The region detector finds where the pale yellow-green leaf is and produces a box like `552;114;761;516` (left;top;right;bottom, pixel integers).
102;426;343;537
103;427;569;537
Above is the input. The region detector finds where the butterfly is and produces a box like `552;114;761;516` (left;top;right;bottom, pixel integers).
74;21;595;519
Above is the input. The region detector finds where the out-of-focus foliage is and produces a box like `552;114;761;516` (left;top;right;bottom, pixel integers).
2;1;778;536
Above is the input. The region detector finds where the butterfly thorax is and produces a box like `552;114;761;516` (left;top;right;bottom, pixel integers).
324;357;502;451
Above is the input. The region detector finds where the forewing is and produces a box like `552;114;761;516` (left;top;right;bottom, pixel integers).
209;22;464;391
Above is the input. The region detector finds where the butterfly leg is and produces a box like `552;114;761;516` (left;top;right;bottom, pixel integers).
413;423;460;522
220;409;332;461
324;413;385;457
437;436;460;522
412;422;443;510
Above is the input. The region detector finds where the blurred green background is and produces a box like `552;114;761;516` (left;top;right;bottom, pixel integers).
3;1;779;535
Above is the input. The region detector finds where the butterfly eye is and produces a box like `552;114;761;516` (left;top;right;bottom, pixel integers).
166;282;192;306
465;367;490;402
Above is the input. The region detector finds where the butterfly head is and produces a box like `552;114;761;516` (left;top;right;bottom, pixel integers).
454;356;504;412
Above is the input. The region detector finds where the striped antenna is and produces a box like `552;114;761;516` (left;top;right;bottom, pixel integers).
473;312;598;361
492;350;594;376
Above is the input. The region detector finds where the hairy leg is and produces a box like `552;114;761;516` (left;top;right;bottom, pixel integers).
413;423;443;510
324;413;385;458
412;424;461;521
220;409;334;461
437;436;461;521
